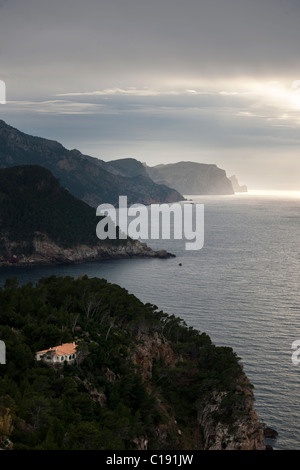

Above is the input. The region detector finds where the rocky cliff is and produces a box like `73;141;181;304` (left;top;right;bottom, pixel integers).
0;165;174;266
130;331;266;450
229;175;248;193
145;161;234;195
0;120;183;206
0;234;173;267
0;275;268;451
196;382;265;450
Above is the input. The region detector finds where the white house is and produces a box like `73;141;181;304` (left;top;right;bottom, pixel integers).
35;342;78;365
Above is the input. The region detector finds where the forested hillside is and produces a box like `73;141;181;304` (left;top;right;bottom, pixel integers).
0;165;171;266
0;165;101;249
0;275;265;450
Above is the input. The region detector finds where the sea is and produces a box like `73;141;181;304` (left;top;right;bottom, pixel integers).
0;190;299;450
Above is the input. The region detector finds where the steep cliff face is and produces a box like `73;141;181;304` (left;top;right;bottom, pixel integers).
130;332;266;450
131;332;179;381
145;161;234;195
196;382;265;450
229;175;248;193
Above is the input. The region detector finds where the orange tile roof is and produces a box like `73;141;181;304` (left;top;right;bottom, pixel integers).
37;342;77;356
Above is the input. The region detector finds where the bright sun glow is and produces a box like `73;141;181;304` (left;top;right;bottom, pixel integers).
272;82;300;110
163;78;300;112
248;190;300;199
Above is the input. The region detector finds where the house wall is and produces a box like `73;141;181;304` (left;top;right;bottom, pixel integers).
35;351;77;364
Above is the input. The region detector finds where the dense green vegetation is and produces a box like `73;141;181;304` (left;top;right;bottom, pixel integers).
0;275;247;450
0;165;127;255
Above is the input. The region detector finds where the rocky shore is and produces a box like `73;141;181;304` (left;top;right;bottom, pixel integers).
131;332;268;450
0;234;175;267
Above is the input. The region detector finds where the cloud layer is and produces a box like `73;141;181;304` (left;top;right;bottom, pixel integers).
1;0;300;188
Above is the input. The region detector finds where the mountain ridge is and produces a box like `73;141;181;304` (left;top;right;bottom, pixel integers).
0;121;248;203
0;120;183;207
0;165;174;266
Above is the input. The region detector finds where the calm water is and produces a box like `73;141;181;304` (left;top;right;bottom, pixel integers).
0;190;299;450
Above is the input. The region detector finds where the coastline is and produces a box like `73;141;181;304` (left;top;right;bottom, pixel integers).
0;237;175;268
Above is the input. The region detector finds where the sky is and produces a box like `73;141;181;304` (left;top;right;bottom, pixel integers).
0;0;300;189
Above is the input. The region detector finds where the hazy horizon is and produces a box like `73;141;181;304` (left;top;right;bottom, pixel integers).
1;0;300;191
